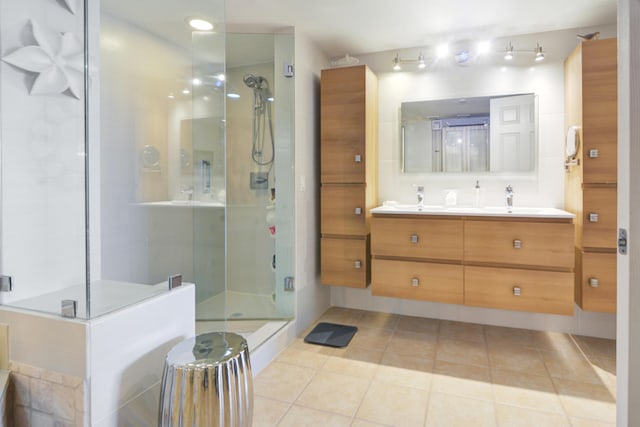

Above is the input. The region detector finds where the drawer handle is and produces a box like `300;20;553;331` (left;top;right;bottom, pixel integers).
411;277;420;287
513;286;522;296
588;149;599;158
588;277;599;288
354;260;362;269
410;234;419;244
513;239;522;249
354;154;362;163
588;212;599;222
354;207;362;215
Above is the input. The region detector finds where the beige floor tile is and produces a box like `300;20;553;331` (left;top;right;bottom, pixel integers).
542;351;602;384
356;380;429;426
432;360;493;401
356;311;400;330
396;315;440;335
319;307;365;326
572;336;616;360
385;330;438;358
252;396;290;427
485;325;537;348
340;346;385;364
488;342;547;376
289;338;324;354
435;338;489;367
495;404;570;427
491;369;564;414
276;347;330;370
568;417;616;427
277;405;352;427
591;361;617;397
532;331;582;357
322;356;378;379
439;320;486;343
351;420;392;427
552;378;616;424
374;353;433;390
295;371;370;417
254;362;316;402
348;326;393;351
425;392;496;427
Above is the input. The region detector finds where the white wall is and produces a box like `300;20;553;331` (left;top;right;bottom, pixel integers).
293;31;331;335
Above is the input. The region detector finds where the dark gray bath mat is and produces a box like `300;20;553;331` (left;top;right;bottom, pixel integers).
304;322;358;348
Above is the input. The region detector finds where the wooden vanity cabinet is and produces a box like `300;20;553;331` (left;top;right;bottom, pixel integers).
370;214;575;315
564;38;618;312
320;65;378;288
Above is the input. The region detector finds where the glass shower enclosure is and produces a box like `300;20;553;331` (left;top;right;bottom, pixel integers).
0;0;294;329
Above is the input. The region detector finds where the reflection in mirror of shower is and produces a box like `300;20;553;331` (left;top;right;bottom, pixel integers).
243;74;275;168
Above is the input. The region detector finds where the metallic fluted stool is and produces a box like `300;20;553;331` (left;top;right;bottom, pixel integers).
158;332;253;427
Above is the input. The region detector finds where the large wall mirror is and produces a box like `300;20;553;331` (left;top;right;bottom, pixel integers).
401;93;537;173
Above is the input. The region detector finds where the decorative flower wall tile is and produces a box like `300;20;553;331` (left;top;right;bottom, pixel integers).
2;20;84;99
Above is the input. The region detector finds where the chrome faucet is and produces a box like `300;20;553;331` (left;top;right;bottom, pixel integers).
180;185;194;201
505;185;514;212
416;185;424;209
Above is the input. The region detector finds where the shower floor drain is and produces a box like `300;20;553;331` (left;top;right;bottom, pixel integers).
230;312;243;318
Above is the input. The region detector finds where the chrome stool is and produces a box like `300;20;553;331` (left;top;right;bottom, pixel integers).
158;332;253;426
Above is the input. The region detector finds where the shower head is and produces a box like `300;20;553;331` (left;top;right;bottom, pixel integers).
243;74;268;90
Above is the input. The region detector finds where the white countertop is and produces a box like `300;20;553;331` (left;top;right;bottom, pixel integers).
371;204;575;219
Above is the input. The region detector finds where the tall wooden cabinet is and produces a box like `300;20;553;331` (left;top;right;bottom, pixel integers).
564;38;618;312
320;65;378;288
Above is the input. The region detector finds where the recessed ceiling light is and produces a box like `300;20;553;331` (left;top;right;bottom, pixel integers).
182;88;190;95
188;18;213;31
477;41;491;55
436;44;449;58
192;78;202;86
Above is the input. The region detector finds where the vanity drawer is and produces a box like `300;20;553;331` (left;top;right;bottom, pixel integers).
579;251;616;313
321;236;369;288
371;217;463;261
582;186;617;249
465;266;574;315
321;184;368;236
464;220;574;269
372;259;463;304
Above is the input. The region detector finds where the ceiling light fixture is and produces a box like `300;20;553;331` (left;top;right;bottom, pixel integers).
504;43;514;60
392;54;402;71
188;18;214;31
535;43;545;61
417;53;426;69
477;40;491;55
436;44;449;59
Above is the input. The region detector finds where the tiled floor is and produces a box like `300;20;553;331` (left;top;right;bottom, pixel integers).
253;307;616;427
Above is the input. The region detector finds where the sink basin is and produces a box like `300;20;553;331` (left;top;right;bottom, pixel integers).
371;204;575;219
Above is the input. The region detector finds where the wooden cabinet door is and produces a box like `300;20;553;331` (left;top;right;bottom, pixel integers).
465;266;574;315
464;221;574;269
372;259;463;304
321;66;366;183
582;186;617;249
582;38;618;184
371;217;463;261
580;251;616;312
321;184;367;236
321;237;369;288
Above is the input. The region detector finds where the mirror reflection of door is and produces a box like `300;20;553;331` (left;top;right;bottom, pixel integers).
489;94;536;172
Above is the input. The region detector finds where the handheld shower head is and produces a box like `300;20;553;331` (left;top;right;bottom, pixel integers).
243;74;268;90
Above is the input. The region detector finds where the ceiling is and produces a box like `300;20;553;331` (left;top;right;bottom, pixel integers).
225;0;617;58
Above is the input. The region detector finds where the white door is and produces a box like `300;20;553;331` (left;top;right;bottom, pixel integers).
489;94;535;172
617;0;640;424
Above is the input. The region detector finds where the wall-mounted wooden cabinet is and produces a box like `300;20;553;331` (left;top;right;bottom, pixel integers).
320;65;378;288
564;38;618;313
371;214;575;315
